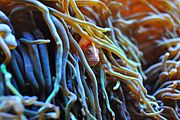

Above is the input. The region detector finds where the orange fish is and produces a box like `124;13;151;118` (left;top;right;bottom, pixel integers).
79;38;100;66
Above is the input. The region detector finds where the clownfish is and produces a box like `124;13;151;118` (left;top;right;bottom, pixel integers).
79;38;100;66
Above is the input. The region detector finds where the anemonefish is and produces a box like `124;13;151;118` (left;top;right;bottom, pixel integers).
79;38;100;66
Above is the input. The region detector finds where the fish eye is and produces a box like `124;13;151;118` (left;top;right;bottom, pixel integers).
87;49;92;54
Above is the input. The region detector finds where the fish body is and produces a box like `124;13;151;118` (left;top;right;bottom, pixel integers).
79;38;99;66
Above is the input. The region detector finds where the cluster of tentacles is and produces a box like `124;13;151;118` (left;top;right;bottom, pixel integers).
0;0;179;120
